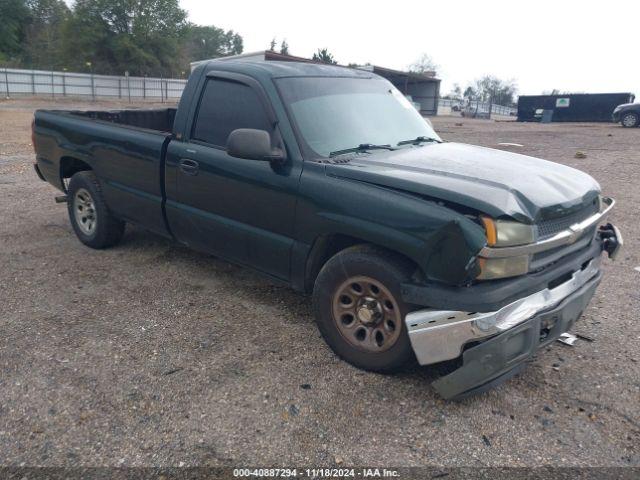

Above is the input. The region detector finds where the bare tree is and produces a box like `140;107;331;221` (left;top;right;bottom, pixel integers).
463;86;476;100
407;53;438;76
471;76;517;106
447;83;462;101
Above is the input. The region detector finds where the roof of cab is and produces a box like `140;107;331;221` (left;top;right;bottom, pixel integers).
199;60;374;79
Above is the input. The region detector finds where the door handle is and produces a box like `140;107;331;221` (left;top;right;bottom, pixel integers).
179;158;199;176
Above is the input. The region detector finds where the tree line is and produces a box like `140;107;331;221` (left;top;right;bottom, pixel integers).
445;77;518;107
407;53;517;106
1;4;518;103
0;0;243;77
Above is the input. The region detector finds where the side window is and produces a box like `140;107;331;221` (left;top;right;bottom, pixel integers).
192;78;272;147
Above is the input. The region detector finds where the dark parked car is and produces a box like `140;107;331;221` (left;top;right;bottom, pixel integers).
613;102;640;127
32;61;622;399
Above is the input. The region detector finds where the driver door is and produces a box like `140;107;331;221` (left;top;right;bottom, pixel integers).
165;76;301;281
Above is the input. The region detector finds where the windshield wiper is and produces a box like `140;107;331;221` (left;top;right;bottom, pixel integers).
329;143;395;157
397;136;441;146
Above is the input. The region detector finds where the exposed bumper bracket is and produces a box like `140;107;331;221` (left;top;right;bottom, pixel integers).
432;273;601;400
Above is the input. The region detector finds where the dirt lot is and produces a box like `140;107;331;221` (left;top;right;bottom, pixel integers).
1;97;638;468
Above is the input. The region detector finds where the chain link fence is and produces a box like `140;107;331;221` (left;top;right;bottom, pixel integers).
438;98;516;117
1;67;187;102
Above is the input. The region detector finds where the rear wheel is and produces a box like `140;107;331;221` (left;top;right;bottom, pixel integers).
67;171;125;249
621;112;639;128
312;245;417;372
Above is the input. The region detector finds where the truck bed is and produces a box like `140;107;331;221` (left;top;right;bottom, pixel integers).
54;108;177;133
33;108;175;238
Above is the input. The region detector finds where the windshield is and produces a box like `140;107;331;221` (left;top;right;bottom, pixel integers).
276;76;441;158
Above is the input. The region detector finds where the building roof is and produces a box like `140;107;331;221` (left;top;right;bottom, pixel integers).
361;64;440;83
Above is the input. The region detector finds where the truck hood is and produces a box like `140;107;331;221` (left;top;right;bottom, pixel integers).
325;142;601;223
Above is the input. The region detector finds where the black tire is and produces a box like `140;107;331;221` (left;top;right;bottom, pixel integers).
67;171;125;249
621;112;639;128
312;244;418;372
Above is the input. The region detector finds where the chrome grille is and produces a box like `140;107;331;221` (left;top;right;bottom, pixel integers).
535;201;599;240
531;226;596;265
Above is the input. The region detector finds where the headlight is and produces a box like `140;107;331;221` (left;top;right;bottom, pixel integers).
481;216;534;247
477;216;534;280
477;255;530;280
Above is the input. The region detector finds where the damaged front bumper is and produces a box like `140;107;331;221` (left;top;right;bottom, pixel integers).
432;270;600;400
405;223;622;400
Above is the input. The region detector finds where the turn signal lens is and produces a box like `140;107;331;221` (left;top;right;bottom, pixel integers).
481;216;497;246
481;216;534;247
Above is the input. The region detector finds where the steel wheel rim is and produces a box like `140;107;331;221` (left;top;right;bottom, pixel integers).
331;275;402;353
622;114;637;127
73;188;97;236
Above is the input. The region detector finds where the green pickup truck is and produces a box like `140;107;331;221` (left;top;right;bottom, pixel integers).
33;60;622;399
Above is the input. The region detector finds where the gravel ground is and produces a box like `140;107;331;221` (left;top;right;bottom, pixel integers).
0;97;638;468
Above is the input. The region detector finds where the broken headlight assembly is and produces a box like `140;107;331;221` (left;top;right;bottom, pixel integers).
477;216;534;280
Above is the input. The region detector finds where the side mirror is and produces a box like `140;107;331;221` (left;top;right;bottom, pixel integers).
227;128;284;162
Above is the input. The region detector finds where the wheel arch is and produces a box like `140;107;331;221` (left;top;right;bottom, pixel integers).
60;156;93;190
303;233;424;293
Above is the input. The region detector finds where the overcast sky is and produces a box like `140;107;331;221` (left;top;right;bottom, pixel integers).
180;0;638;96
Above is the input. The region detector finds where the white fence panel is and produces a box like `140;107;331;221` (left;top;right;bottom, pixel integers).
1;67;187;101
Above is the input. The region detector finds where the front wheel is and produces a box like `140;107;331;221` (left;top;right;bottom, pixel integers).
312;245;417;372
67;171;125;249
621;112;639;128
